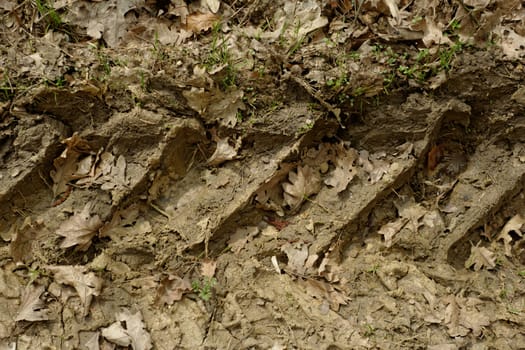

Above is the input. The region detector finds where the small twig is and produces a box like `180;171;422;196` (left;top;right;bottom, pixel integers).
291;76;342;127
149;202;170;219
304;196;329;213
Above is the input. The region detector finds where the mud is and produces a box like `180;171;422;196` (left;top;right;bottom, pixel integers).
1;0;525;349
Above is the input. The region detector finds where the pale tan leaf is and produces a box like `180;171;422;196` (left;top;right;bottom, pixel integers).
465;243;496;271
15;284;50;322
56;202;103;251
102;322;131;347
383;0;400;24
201;259;217;278
463;0;490;8
185;12;220;33
155;275;192;306
10;217;47;263
254;163;294;215
115;309;152;350
324;146;358;193
301;278;349;311
443;295;491;337
168;0;189;23
378;218;408;248
271;255;281;274
50;133;92;197
411;17;452;48
394;196;427;233
183;87;245;127
358;150;390;184
497;214;524;257
281;243;309;274
82;332;100;350
99;205;151;242
227;226;259;253
47;265;103;316
495;26;525;59
207;137;241;166
206;0;220;13
282;165;321;210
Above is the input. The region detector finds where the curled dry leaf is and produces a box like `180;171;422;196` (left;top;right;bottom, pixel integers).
497;214;524;257
207;136;241;166
254;163;294;216
15;284;50;322
46;265;103;317
50;133;93;199
281;243;310;275
359;150;391;184
185;12;220;33
464;243;496;271
102;309;152;350
183;87;245;127
169;0;189;23
155;275;192;306
378;218;409;248
394;196;427;233
56;202;103;251
494;25;525;60
282;165;321;210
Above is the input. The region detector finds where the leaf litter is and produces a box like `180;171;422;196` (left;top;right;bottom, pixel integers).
46;265;103;317
2;0;525;348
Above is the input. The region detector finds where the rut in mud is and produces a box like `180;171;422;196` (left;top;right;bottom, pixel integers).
1;0;525;349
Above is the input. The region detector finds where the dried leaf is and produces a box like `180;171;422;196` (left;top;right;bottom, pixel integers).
394;196;427;233
378;218;408;248
185;12;220;33
443;295;491;337
116;309;152;350
301;278;349;311
359;150;390;184
383;0;400;24
183;87;245;127
102;321;131;347
15;284;50;322
82;332;100;350
227;226;259;253
463;0;490;8
56;202;103;251
65;0;142;47
282;165;321;210
206;0;220;13
99;205;151;243
155;275;192;306
207;136;241;166
281;243;309;274
254;163;294;215
201;259;217;278
411;17;452;47
10;217;46;263
47;265;103;316
495;25;525;59
324;146;358;193
497;214;524;257
50;133;92;198
168;0;189;23
465;243;496;271
99;154;128;191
